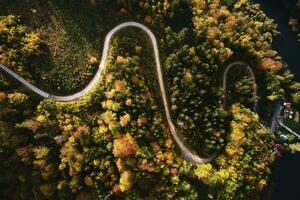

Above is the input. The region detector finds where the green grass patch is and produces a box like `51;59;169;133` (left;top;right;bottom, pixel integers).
0;0;119;94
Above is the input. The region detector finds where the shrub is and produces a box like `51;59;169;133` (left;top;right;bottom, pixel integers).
0;15;43;81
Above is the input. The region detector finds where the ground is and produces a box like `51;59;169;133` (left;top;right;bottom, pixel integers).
0;0;300;199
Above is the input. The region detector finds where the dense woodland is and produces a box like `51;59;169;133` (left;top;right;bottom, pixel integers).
0;0;300;199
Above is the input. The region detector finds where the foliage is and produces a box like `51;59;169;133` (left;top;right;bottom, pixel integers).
0;0;300;199
159;0;300;159
289;143;300;153
191;0;279;62
0;15;43;81
164;41;226;157
0;30;198;199
226;66;257;109
195;104;275;200
288;0;300;41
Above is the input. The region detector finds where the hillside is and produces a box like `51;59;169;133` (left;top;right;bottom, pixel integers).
0;0;300;199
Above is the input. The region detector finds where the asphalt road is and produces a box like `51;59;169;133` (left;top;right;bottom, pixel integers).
0;21;216;165
1;9;300;197
223;61;258;109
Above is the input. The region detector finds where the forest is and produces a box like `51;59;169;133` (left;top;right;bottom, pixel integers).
0;0;300;199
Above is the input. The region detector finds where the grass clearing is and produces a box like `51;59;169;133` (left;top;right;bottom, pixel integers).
0;0;119;94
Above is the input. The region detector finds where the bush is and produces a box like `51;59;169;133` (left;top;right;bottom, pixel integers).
0;1;300;199
0;15;43;81
195;104;275;199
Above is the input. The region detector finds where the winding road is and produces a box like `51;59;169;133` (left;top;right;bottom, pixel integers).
222;62;258;110
0;21;216;165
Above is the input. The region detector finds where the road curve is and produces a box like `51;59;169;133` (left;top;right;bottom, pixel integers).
223;61;258;110
0;21;215;165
